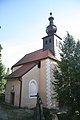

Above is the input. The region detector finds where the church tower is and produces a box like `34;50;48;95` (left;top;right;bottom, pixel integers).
43;12;62;58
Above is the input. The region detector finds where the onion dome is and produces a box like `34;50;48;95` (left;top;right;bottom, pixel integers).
46;12;57;35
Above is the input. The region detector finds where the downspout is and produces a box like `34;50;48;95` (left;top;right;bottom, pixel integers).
19;77;22;108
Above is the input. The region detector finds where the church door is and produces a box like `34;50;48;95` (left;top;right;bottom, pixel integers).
10;92;15;105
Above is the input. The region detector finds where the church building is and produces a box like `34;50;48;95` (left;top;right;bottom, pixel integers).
5;13;62;109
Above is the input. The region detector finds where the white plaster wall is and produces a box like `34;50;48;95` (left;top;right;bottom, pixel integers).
12;65;22;72
5;79;20;106
54;35;62;60
50;60;59;109
45;58;59;109
39;59;47;107
46;58;52;109
21;65;40;108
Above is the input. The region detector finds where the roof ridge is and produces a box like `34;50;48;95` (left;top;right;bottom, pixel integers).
6;62;37;79
47;49;59;60
12;49;43;68
25;49;42;55
12;49;58;68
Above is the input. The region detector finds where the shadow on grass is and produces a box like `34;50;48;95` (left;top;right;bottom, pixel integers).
0;93;33;120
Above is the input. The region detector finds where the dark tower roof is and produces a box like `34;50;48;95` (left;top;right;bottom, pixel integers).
46;12;57;35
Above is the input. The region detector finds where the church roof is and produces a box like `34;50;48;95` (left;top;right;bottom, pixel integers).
6;62;37;79
6;49;58;79
12;49;58;68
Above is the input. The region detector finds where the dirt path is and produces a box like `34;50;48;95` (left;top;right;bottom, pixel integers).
0;106;8;120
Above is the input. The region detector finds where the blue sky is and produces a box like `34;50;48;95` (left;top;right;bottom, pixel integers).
0;0;80;69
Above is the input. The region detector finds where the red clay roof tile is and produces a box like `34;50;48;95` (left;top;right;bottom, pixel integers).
6;62;37;79
12;49;58;68
6;49;58;79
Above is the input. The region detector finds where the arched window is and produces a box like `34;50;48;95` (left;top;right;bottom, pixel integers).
49;39;51;43
29;80;38;98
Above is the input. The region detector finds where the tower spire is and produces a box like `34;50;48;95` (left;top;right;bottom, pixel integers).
42;12;62;57
46;12;57;35
49;12;54;25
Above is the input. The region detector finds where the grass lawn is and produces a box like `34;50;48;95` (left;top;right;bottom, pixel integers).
0;94;33;120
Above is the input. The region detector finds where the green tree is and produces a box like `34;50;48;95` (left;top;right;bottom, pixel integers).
0;44;6;93
54;33;80;119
